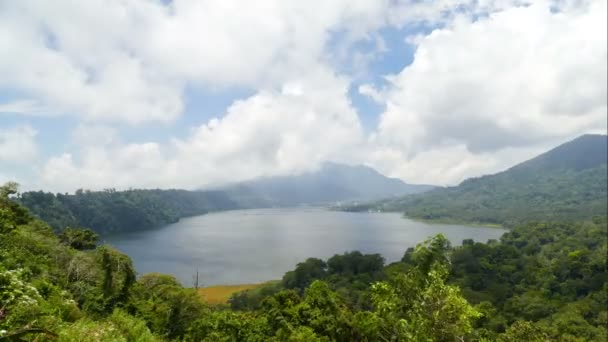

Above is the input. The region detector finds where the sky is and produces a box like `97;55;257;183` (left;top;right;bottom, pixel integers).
0;0;606;192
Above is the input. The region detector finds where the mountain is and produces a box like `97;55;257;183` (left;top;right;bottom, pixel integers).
216;162;435;206
341;134;608;226
18;163;432;234
16;189;253;234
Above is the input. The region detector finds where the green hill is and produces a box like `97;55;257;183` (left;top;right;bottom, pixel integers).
341;134;608;226
217;162;435;206
16;188;260;234
17;163;434;234
2;181;606;341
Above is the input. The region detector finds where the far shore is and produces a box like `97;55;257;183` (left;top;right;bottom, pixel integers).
403;215;506;229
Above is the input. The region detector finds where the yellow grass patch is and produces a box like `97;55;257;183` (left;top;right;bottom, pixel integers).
197;283;265;305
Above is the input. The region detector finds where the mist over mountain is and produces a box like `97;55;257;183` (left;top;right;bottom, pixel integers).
18;163;433;234
213;162;435;206
340;134;608;226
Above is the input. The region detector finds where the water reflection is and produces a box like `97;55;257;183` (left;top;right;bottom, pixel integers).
103;208;506;286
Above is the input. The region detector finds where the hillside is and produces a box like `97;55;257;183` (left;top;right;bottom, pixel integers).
16;188;255;234
2;181;605;341
341;134;608;226
218;162;435;206
18;163;430;234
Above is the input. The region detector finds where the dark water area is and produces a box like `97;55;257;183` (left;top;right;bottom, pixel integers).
103;208;506;286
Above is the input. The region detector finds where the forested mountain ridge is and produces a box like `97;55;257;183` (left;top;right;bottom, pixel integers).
507;134;608;172
16;188;256;234
18;163;432;234
340;134;608;226
1;182;605;341
215;162;435;206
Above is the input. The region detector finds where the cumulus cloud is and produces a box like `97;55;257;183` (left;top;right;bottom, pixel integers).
0;0;397;124
0;100;53;116
2;0;606;190
41;144;166;191
358;84;385;103
367;143;550;185
71;124;119;146
0;125;38;164
0;0;519;124
369;0;607;184
40;68;365;191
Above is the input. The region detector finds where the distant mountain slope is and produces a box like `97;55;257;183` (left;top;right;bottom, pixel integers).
341;135;608;226
217;162;435;206
17;189;253;234
507;134;608;174
18;163;432;233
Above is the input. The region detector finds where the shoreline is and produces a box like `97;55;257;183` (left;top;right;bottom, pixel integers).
403;215;506;229
197;281;278;305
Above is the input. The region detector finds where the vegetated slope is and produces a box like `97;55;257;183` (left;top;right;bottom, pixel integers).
17;163;432;234
219;162;435;206
230;218;608;341
2;181;606;341
342;134;608;226
17;188;265;234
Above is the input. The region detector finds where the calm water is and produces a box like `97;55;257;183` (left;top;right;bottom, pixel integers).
103;208;506;286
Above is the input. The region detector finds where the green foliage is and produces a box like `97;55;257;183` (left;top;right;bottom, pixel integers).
56;310;161;342
229;281;283;311
341;135;608;227
0;183;31;234
0;183;160;341
282;258;327;290
17;188;247;234
450;219;608;341
0;181;19;199
96;246;136;314
106;309;163;342
497;321;551;342
59;227;99;250
353;235;480;341
404;164;607;226
1;180;606;342
231;236;482;341
0;269;41;310
279;252;386;310
128;273;207;339
185;311;270;342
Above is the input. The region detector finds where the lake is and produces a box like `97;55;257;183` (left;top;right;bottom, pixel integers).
103;208;506;286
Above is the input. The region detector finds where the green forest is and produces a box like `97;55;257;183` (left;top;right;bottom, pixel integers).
340;135;608;227
1;181;606;341
16;188;249;234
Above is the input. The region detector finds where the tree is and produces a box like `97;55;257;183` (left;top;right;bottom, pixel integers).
354;235;480;341
59;227;99;250
95;246;136;314
498;321;551;342
0;182;30;233
282;258;327;290
0;181;18;199
129;273;207;339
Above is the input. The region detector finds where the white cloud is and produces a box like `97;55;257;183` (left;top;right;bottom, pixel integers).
40;68;365;191
0;100;53;116
369;0;607;184
2;0;606;190
367;143;551;185
0;125;38;164
41;144;166;191
71;124;119;146
0;0;397;124
358;84;385;103
0;0;516;124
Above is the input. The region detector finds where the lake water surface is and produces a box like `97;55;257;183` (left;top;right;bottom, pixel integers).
103;208;506;286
